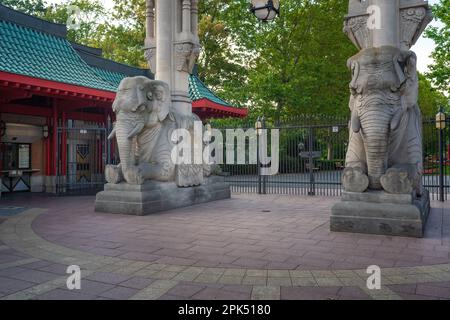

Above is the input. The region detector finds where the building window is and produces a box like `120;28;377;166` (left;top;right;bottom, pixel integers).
1;143;31;170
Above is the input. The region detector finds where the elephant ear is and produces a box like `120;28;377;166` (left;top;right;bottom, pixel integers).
403;51;417;80
393;50;417;91
151;80;171;122
403;51;419;108
348;59;360;94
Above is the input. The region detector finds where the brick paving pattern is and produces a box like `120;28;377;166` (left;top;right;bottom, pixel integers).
0;193;449;300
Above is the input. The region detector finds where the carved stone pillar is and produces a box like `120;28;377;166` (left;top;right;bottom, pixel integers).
182;0;191;34
97;1;230;216
155;0;173;86
372;0;400;47
144;0;200;121
191;0;199;42
331;0;433;238
144;0;156;72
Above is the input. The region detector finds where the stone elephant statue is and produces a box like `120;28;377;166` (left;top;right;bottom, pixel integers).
106;76;209;186
106;76;179;185
343;46;423;195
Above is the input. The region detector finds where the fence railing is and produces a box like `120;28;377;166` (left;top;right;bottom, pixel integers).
214;114;450;201
51;114;450;201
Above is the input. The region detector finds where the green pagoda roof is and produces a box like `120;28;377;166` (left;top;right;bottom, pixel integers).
0;3;242;116
0;20;117;92
189;75;231;107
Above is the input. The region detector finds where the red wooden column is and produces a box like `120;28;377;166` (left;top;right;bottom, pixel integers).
52;99;58;176
61;111;67;176
110;110;116;163
45;117;51;176
0;111;3;173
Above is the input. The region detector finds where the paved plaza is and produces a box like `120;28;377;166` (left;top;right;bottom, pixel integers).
0;193;449;300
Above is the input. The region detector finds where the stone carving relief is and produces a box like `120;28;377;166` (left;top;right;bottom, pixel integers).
343;46;423;196
175;42;200;73
341;1;432;196
344;1;433;51
143;46;156;73
400;7;432;50
344;15;370;50
106;76;205;187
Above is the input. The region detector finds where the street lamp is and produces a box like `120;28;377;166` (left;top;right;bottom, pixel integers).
436;108;446;202
255;116;265;194
255;117;263;136
250;0;280;22
436;110;446;130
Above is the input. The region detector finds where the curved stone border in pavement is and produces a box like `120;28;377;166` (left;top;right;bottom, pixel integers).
1;209;450;300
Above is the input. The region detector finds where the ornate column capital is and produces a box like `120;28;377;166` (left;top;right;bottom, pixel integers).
174;42;200;73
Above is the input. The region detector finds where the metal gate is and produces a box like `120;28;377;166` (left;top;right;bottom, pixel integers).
56;127;108;195
52;113;450;200
219;116;348;196
218;113;450;201
422;115;450;201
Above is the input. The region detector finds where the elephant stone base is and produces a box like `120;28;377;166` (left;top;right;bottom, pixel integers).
95;176;230;216
330;190;430;238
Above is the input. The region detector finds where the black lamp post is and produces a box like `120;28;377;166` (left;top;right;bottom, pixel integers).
250;0;280;22
436;108;447;202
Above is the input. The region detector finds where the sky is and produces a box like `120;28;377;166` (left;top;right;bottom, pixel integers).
45;0;443;73
411;0;442;73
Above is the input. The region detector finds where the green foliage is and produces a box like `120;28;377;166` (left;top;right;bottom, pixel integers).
418;73;448;116
4;0;448;121
198;0;357;123
101;0;147;67
197;1;249;109
1;0;47;15
425;0;450;95
43;0;106;46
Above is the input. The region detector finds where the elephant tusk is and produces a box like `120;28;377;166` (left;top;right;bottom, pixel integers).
351;109;361;133
107;127;116;140
127;123;145;139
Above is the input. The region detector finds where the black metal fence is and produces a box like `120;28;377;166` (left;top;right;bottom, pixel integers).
422;116;449;201
52;113;450;201
215;114;450;201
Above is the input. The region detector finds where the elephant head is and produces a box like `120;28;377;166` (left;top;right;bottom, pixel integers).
347;46;416;190
108;76;171;175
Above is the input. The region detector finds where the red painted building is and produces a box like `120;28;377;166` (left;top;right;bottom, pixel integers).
0;4;247;195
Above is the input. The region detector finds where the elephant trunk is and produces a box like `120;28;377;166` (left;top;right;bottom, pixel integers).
115;118;143;170
359;106;392;189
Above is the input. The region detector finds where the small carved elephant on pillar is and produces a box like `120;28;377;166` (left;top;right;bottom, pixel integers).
343;46;423;196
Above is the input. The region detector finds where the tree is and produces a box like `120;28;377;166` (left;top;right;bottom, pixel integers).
219;0;357;122
42;0;107;47
99;0;147;67
197;0;249;107
425;0;450;95
1;0;47;16
418;73;448;117
5;0;447;122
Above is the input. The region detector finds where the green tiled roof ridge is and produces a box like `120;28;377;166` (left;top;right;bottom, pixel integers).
62;37;118;92
0;17;237;106
91;66;126;88
0;20;117;92
189;75;232;107
90;66;235;108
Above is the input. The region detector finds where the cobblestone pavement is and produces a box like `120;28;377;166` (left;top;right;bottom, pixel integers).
0;193;449;300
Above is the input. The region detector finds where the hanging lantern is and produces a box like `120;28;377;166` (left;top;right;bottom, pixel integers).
250;0;280;22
